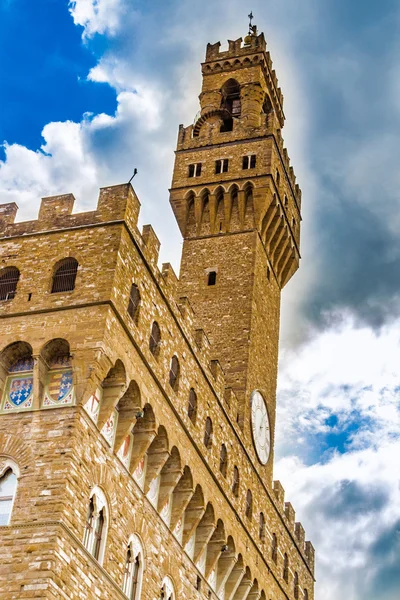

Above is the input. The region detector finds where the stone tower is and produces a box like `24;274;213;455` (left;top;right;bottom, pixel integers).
170;27;301;479
0;25;314;600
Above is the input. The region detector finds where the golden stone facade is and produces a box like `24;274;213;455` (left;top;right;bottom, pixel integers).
0;29;314;600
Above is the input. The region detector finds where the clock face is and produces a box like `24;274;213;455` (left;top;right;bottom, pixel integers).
251;390;271;465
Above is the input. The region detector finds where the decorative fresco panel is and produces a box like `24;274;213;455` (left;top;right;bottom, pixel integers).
100;408;118;447
133;456;146;490
83;388;102;424
117;433;133;469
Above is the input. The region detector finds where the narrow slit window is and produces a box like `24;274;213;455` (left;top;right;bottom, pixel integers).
204;417;213;449
188;164;195;177
232;466;239;497
219;444;228;477
195;163;202;176
250;154;257;168
128;284;141;322
149;321;161;356
259;512;265;541
242;156;249;170
188;388;197;424
245;489;253;519
207;271;217;286
215;160;222;174
169;356;180;391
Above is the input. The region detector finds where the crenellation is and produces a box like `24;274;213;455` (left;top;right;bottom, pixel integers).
0;202;18;227
305;541;315;575
284;501;296;527
141;224;161;268
161;262;179;298
209;359;225;397
177;296;195;327
295;521;305;549
38;193;75;222
273;480;285;509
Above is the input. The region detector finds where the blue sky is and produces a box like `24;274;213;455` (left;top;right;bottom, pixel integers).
1;1;400;599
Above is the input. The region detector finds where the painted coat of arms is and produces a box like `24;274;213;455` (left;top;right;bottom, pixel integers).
43;369;74;407
3;376;34;410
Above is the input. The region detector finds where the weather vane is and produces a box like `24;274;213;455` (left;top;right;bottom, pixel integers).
248;11;257;36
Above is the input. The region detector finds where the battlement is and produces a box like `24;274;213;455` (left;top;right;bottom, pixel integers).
0;184;141;238
273;481;314;574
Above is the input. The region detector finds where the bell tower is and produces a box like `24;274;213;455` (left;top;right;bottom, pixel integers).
170;22;302;479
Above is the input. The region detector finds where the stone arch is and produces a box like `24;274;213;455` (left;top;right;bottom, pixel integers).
213;63;222;71
215;185;225;233
130;403;157;478
185;189;196;235
216;534;236;594
205;518;226;580
158;446;182;522
170;465;193;537
182;483;205;547
96;359;127;431
193;501;215;565
144;425;170;502
39;338;74;408
0;433;34;473
114;380;141;456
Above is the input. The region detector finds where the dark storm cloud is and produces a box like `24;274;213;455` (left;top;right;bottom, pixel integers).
363;520;400;600
313;480;389;521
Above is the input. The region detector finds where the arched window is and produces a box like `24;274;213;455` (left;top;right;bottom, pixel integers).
283;553;289;582
245;489;253;519
259;512;265;541
275;169;280;187
204;417;213;449
0;267;20;301
284;195;289;207
232;466;239;497
294;572;299;599
187;388;197;424
128;284;141;322
160;576;175;600
220;79;241;132
51;258;78;293
122;534;144;600
169;356;180;391
219;444;228;477
83;487;108;565
149;322;161;356
271;533;278;563
304;589;309;600
0;464;18;525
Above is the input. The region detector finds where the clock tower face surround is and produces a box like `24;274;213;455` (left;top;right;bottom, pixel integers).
250;390;271;465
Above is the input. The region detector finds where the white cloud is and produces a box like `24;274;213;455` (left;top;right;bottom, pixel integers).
68;0;129;38
275;316;400;600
